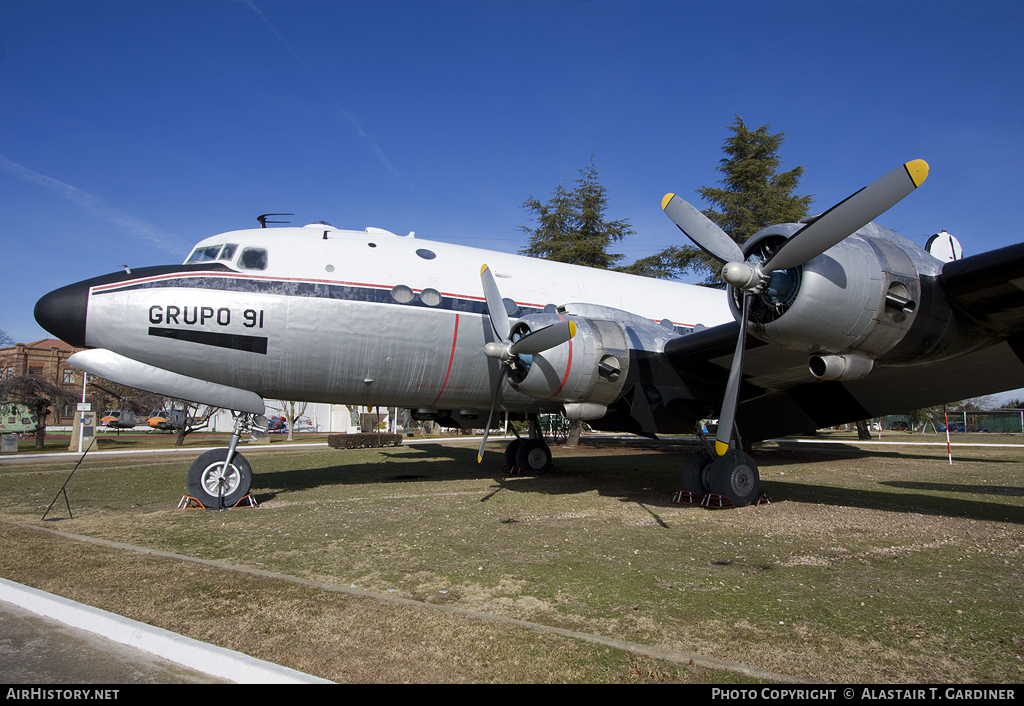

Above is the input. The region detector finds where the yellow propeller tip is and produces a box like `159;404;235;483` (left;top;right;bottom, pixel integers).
480;264;489;275
568;321;577;337
477;454;483;463
905;159;929;188
715;440;729;456
661;193;675;211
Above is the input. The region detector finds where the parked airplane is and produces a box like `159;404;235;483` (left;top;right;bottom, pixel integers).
33;161;1024;509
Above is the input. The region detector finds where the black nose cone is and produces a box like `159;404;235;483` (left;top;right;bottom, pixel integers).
34;281;90;348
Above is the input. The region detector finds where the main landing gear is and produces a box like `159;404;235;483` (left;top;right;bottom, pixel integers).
184;413;262;509
503;416;553;474
680;444;762;507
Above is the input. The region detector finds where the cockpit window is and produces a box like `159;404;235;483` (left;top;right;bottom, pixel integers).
238;247;268;271
185;245;224;263
219;244;238;261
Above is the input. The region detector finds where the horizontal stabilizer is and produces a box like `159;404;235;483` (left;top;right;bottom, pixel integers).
68;349;265;415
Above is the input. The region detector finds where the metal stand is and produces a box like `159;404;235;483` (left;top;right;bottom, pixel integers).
42;437;97;521
671;489;771;509
178;493;258;509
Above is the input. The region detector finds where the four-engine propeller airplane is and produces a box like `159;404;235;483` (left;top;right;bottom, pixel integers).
33;160;1024;509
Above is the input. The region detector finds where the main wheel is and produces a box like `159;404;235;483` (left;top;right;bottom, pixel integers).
681;451;713;494
706;450;760;507
504;438;522;467
515;439;552;474
186;448;253;509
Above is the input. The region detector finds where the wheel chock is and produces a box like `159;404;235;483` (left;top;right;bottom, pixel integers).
671;489;771;509
177;493;259;509
231;493;259;508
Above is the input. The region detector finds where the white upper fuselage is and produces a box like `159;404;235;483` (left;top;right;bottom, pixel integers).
82;224;733;413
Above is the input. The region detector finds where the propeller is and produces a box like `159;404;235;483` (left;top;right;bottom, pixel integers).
477;264;577;463
662;159;929;456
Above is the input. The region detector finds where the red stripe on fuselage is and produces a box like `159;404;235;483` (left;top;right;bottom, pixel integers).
430;313;461;407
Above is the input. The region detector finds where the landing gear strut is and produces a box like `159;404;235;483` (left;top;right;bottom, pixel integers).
185;413;262;509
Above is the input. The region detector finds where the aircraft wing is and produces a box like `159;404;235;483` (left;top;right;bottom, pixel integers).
660;240;1024;442
941;242;1024;336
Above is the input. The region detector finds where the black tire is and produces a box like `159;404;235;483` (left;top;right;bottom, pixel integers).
504;438;522;467
706;450;760;507
515;439;552;474
681;451;713;494
186;448;253;509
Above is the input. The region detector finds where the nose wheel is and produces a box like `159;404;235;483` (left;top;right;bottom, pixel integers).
186;448;252;509
183;412;262;509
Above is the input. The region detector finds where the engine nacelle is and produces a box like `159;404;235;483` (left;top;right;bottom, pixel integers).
736;225;922;361
505;314;630;412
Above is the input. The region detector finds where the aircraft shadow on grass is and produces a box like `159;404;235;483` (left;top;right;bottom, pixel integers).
246;443;1024;525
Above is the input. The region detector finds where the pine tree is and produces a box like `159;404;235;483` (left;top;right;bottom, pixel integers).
625;116;812;286
519;160;635;269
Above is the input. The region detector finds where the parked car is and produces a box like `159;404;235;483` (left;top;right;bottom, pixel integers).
889;421;910;431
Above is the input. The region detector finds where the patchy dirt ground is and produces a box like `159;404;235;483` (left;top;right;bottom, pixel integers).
0;436;1021;683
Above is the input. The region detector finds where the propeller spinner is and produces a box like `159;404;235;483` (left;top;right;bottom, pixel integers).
662;160;929;456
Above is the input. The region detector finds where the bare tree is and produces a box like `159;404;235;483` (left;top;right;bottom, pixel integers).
283;400;309;441
171;399;218;447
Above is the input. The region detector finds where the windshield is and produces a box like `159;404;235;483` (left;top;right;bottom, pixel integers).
185;243;240;264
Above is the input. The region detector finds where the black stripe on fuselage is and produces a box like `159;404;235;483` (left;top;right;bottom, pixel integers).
96;271;697;335
96;273;530;317
148;327;268;354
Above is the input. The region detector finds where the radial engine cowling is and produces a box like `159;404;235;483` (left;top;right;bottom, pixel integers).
736;226;922;376
505;314;630;414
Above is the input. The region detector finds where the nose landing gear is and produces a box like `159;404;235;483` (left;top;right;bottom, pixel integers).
183;413;264;509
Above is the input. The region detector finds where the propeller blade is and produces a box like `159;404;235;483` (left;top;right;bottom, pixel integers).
763;159;929;273
715;292;751;456
477;371;505;463
661;193;744;264
509;320;577;356
480;264;511;342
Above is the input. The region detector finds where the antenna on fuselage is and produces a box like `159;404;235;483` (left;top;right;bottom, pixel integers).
257;213;293;228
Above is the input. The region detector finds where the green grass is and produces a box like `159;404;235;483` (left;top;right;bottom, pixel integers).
0;437;1021;682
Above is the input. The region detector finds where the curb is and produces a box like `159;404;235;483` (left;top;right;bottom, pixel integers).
0;577;332;684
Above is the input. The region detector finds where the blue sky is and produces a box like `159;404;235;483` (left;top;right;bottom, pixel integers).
2;0;1023;398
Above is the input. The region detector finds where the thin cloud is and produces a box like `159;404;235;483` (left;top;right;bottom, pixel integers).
0;155;191;255
232;0;403;180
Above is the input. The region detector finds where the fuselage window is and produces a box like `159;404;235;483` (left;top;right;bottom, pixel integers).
391;285;414;304
420;288;442;307
238;248;268;271
185;245;223;263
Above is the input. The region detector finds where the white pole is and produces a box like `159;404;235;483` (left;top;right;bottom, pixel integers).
78;373;88;454
944;404;952;465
